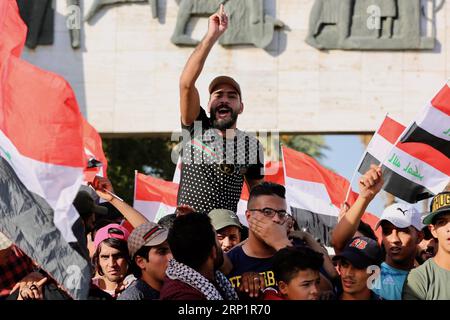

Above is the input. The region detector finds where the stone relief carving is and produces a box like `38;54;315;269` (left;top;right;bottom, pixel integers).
171;0;284;48
306;0;444;50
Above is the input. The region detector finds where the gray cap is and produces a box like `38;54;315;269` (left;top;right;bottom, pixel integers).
208;209;242;231
127;222;168;259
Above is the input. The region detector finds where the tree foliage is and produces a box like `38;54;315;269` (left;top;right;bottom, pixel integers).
281;135;329;160
102;136;176;203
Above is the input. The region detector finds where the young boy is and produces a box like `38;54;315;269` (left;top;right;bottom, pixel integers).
402;192;450;300
264;246;324;300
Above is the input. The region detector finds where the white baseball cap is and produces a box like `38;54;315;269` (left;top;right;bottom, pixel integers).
375;203;423;231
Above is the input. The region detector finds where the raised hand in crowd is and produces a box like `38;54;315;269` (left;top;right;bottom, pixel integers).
206;4;228;42
10;271;46;296
359;164;383;201
332;165;383;253
16;277;48;300
90;176;148;228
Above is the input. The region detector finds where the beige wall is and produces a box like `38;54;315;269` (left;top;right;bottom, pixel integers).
22;0;450;134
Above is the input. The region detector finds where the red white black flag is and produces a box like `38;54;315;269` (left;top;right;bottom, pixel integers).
358;116;449;203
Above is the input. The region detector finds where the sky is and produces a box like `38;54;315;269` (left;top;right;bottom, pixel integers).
321;135;389;217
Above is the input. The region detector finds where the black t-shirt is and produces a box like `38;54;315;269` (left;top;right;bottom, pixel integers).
177;108;264;214
226;245;275;289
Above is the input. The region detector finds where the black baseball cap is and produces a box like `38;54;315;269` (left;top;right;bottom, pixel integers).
333;236;382;269
423;191;450;225
73;191;108;219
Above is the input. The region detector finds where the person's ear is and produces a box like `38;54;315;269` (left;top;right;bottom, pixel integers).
245;209;252;222
207;97;213;113
238;101;244;114
135;256;146;269
211;245;218;260
278;281;288;296
429;224;438;239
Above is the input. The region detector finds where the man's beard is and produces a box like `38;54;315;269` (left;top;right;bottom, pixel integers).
211;104;238;131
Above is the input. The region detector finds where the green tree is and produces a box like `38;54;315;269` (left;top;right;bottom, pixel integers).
281;134;329;160
102;136;176;203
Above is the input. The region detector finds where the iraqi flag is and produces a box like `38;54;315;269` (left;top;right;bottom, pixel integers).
0;0;85;243
134;171;179;222
358;116;450;203
82;117;108;184
0;158;91;300
400;83;450;158
0;0;90;299
282;146;379;246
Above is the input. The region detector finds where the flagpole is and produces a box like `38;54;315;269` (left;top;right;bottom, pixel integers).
133;170;138;207
280;144;291;215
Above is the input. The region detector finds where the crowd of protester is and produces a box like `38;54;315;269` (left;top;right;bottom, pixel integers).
1;5;449;301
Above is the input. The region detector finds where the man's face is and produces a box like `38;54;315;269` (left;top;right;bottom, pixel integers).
217;226;241;253
416;235;437;264
208;83;242;131
381;221;420;264
337;259;370;296
98;243;128;283
279;269;321;300
246;194;288;242
430;213;450;254
139;241;172;283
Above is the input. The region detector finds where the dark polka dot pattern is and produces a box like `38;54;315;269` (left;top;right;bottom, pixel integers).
178;124;263;214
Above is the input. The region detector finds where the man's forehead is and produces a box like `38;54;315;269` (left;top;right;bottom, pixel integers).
217;225;240;235
380;220;411;231
211;84;239;94
99;243;121;254
151;241;169;249
249;194;287;208
435;212;450;223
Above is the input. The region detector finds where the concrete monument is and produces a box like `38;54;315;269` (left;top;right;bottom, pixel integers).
171;0;284;48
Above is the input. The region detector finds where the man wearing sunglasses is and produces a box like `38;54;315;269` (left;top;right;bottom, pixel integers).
226;182;292;299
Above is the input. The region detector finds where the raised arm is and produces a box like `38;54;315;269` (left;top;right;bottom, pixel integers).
179;4;228;126
91;176;149;228
332;165;383;254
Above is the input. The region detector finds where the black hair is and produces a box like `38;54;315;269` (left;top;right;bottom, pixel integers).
92;237;130;276
248;182;285;206
357;220;378;242
90;218;116;241
421;226;435;240
168;213;216;270
273;246;324;284
129;245;152;278
158;213;177;230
